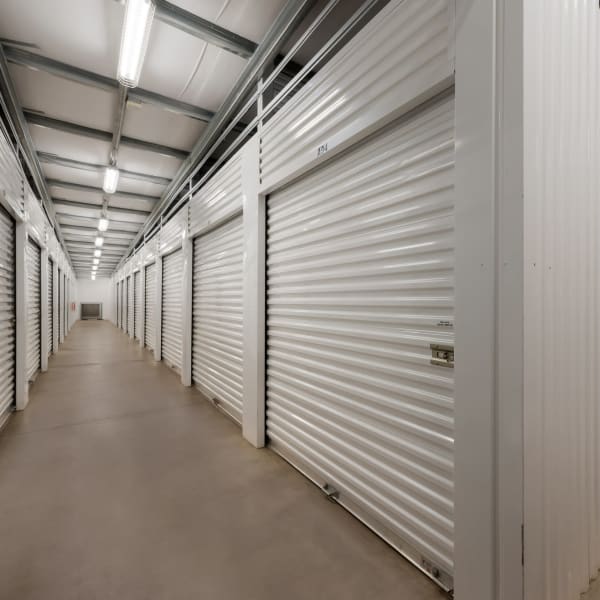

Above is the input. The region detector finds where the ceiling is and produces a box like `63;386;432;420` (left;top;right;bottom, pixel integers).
0;0;288;278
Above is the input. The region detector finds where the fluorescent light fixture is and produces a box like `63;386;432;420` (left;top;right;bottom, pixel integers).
92;265;98;271
117;0;155;88
95;237;104;248
91;275;96;280
103;167;119;194
93;258;100;265
98;217;109;232
94;249;102;258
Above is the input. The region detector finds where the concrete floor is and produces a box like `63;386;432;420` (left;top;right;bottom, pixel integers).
0;320;447;600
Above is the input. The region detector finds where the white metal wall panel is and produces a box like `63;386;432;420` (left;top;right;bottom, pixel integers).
120;281;125;330
192;216;244;423
160;206;187;257
127;275;134;336
524;2;600;599
189;151;242;237
134;271;141;340
47;258;53;356
161;250;183;371
0;207;15;421
0;128;24;214
144;263;156;350
116;282;120;329
266;97;455;587
26;239;41;382
260;0;454;190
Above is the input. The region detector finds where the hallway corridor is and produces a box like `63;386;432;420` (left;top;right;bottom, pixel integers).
0;321;444;600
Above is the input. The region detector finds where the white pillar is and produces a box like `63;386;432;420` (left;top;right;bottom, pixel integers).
139;268;145;348
241;136;264;448
129;275;134;339
15;223;28;410
40;246;48;372
154;256;163;362
181;232;193;387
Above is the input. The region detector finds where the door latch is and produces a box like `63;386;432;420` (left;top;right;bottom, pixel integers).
430;344;454;368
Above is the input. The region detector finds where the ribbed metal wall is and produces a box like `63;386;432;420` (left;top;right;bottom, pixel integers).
144;263;156;350
192;216;244;423
524;2;600;599
134;271;141;340
266;97;455;587
26;239;41;382
160;207;187;257
189;151;242;236
260;0;454;189
0;206;15;420
161;250;183;371
127;275;134;337
47;258;53;356
120;281;125;331
116;282;120;329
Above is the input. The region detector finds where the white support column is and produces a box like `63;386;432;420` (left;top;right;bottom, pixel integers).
154;256;163;361
15;223;28;410
181;233;193;387
139;269;145;348
40;246;48;372
52;260;59;353
241;135;264;448
454;1;524;599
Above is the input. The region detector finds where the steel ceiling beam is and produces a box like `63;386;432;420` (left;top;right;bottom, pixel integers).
25;111;188;160
47;179;160;203
3;46;214;122
38;152;171;186
59;223;137;235
153;0;257;58
53;198;150;217
0;46;72;265
122;0;319;262
56;212;142;229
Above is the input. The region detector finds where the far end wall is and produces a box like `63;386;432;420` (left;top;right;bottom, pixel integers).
73;278;115;323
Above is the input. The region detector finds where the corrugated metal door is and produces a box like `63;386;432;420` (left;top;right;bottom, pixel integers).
144;263;156;350
192;216;244;423
26;238;41;382
120;281;125;330
0;206;15;421
134;271;141;340
62;273;66;340
57;268;62;342
161;250;183;371
116;282;120;328
47;258;53;356
266;96;455;587
127;275;134;336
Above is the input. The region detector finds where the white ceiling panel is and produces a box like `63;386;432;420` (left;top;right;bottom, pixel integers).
118;145;182;179
0;0;121;79
123;100;205;151
29;124;112;165
9;64;116;131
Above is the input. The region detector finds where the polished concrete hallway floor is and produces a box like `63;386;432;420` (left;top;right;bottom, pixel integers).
0;320;446;600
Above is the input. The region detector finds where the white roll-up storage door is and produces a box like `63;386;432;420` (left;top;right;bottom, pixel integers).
116;282;120;329
0;206;15;422
62;273;66;340
26;238;41;382
134;271;141;340
120;281;125;330
192;216;244;423
266;96;455;588
161;250;183;371
57;269;62;342
127;275;134;336
144;263;156;350
47;258;53;356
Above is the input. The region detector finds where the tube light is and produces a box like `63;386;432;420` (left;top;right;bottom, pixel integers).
91;275;96;280
117;0;155;88
98;217;109;232
93;258;100;265
94;249;102;258
95;237;104;248
92;265;98;271
103;167;119;194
